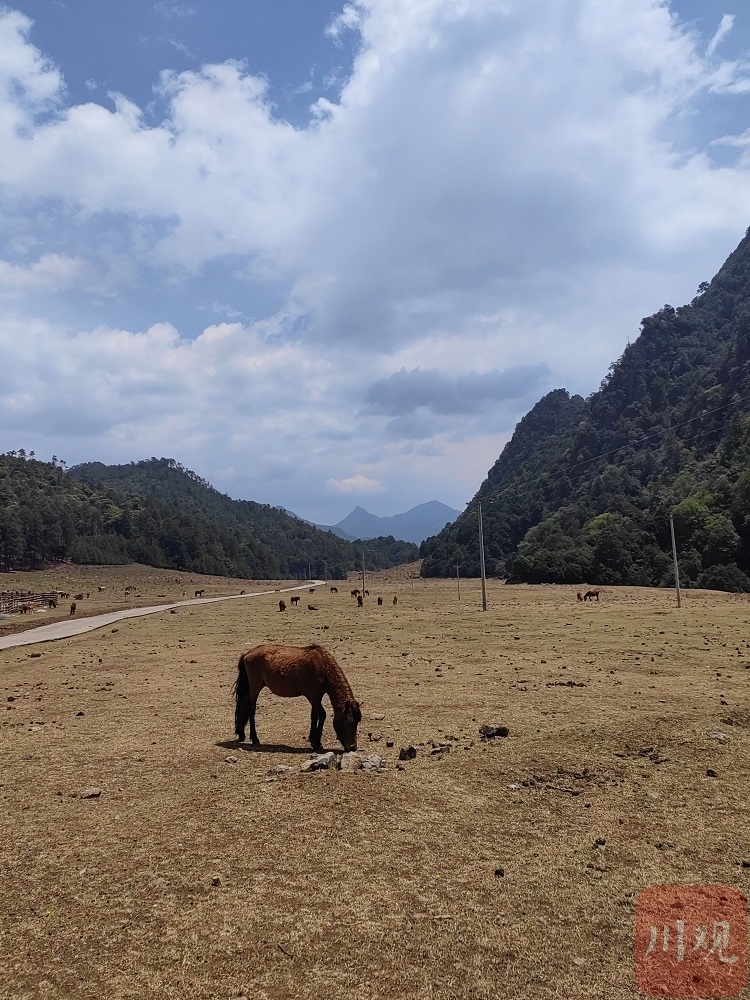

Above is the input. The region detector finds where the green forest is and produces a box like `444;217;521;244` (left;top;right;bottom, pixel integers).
0;454;417;579
420;229;750;592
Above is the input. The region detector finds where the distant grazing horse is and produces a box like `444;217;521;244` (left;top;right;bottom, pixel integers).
19;604;31;615
290;595;300;606
393;596;398;606
309;588;315;594
364;590;369;597
48;599;57;609
357;595;364;607
351;589;360;598
69;603;77;616
278;600;287;612
195;590;204;598
308;604;318;611
583;590;600;602
377;597;383;606
233;642;362;751
577;592;583;602
330;587;338;593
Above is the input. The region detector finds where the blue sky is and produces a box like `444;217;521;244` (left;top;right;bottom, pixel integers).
2;1;750;523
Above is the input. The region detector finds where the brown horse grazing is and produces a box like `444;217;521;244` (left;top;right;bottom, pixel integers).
357;594;363;607
393;595;398;605
290;595;300;606
330;586;338;593
577;592;583;602
233;643;362;751
69;603;77;616
583;589;600;602
377;596;383;606
278;599;286;612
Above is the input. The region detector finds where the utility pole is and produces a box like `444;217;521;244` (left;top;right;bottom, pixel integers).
362;549;366;595
478;503;487;612
456;563;461;600
669;515;682;609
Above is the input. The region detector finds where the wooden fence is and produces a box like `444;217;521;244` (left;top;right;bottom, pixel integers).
0;592;60;615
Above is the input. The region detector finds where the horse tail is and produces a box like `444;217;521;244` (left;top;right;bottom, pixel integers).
233;654;250;740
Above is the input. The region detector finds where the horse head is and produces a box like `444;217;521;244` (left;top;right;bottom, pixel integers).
333;698;362;752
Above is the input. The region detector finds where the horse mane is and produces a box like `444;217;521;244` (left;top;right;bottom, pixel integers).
305;644;356;707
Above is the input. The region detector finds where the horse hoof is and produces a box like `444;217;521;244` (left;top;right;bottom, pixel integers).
251;738;260;746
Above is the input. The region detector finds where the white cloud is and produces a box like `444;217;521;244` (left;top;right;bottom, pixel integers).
0;254;112;294
706;14;735;59
1;2;750;518
327;474;384;494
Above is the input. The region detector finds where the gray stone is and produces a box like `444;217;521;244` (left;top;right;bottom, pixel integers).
480;724;509;739
399;745;418;761
80;788;102;799
360;753;385;773
266;765;295;781
371;712;385;721
224;755;238;764
301;751;336;773
368;731;382;742
339;751;385;773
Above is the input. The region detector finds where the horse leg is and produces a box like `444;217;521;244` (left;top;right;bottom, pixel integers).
247;696;260;745
308;701;326;751
235;664;264;745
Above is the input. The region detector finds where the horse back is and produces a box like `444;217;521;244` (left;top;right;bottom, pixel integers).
241;643;330;698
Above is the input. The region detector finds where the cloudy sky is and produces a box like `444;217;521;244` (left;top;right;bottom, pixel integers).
2;0;750;523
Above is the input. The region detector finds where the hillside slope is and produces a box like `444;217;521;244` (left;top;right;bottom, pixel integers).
0;455;417;578
420;229;750;592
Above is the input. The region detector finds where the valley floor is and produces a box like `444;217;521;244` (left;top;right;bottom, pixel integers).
1;574;749;999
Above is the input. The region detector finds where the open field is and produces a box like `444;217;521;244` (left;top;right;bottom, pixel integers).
2;571;750;999
0;565;297;641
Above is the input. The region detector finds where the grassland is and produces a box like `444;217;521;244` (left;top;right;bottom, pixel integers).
1;564;749;999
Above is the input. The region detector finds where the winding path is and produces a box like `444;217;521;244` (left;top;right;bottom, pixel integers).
0;581;325;651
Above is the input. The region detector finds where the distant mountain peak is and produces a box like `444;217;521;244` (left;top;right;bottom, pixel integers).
322;500;461;545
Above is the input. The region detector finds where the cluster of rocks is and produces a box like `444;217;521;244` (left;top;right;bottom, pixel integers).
266;750;386;781
263;722;510;780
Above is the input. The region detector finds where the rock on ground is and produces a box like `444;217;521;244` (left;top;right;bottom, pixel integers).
266;765;296;782
301;751;336;773
339;751;386;773
480;724;510;739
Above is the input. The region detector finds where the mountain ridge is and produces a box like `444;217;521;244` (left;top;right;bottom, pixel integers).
420;227;750;592
0;454;418;578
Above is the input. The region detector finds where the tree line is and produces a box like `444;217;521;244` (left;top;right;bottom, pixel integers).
0;454;418;578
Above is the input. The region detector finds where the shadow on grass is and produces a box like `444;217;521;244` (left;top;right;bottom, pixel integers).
215;739;313;755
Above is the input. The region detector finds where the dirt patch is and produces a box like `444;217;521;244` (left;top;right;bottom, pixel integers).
1;576;749;999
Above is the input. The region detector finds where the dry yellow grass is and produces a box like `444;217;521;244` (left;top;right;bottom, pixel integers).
1;567;750;999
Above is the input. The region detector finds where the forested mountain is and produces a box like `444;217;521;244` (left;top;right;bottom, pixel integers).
0;454;417;578
420;228;750;592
